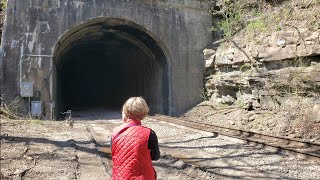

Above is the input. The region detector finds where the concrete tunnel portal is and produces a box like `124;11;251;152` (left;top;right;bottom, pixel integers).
53;19;169;119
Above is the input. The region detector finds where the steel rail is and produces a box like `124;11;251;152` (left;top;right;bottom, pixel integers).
151;115;320;160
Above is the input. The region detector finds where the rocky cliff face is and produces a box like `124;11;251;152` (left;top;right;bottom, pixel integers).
204;0;319;109
201;0;320;141
0;0;6;40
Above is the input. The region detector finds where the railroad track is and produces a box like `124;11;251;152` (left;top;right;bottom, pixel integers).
151;115;320;160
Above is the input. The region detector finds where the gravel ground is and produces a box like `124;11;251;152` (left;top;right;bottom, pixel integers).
145;118;320;180
0;119;110;180
81;109;320;180
1;120;79;179
1;109;320;179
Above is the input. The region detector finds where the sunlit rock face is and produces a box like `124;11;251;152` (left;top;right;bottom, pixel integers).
204;28;320;110
204;0;320;110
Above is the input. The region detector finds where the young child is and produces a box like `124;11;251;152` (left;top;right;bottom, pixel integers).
111;97;160;180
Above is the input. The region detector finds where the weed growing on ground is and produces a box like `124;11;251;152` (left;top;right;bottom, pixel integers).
31;119;43;124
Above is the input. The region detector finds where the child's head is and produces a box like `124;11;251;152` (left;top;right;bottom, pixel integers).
122;97;149;120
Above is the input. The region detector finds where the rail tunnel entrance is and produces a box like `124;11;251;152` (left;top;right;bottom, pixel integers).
53;19;169;119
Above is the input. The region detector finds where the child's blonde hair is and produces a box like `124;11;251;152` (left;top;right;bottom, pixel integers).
122;97;149;120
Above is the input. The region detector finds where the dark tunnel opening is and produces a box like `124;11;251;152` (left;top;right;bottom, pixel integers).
54;20;169;119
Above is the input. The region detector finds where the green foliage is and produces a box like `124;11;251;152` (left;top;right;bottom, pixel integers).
210;0;320;41
31;119;43;124
210;1;245;39
210;0;271;40
247;19;266;32
235;98;246;109
217;12;242;37
201;87;210;101
239;63;251;72
0;0;6;11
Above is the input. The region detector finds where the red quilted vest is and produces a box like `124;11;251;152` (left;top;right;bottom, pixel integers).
112;120;156;180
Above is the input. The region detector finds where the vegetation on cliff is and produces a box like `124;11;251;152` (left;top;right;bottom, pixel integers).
205;0;320;100
0;0;6;38
199;0;320;142
211;0;319;40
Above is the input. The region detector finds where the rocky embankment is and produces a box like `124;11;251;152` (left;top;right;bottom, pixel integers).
200;0;320;142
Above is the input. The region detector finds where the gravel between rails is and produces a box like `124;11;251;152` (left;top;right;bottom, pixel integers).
144;117;320;180
87;112;320;180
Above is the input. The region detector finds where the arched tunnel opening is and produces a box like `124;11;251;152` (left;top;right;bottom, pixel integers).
53;19;169;119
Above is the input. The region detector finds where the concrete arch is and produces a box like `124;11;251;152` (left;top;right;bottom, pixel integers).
52;18;170;119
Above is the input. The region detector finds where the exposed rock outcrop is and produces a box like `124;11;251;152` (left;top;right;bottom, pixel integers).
204;29;320;109
201;0;320;142
204;0;320;110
